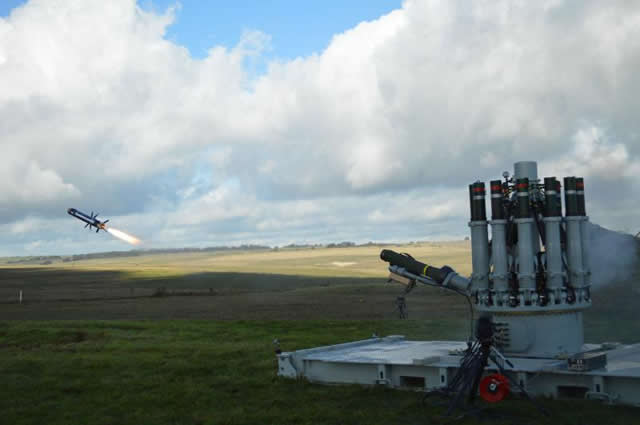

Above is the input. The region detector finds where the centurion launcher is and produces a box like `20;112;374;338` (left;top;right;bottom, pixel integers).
277;161;640;409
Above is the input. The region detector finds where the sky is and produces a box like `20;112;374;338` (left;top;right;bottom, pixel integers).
0;0;639;256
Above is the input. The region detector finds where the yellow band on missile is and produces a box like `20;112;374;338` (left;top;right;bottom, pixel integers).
423;265;429;276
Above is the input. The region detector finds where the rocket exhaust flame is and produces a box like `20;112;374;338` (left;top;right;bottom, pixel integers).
106;227;141;246
67;207;141;245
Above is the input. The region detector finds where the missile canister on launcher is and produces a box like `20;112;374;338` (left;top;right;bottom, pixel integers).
564;177;586;297
468;182;490;300
489;179;509;304
543;177;564;304
576;178;592;292
514;177;537;303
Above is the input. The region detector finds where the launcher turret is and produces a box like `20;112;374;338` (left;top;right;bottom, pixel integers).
382;161;593;358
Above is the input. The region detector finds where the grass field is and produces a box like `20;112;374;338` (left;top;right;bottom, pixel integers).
2;320;640;425
1;242;639;424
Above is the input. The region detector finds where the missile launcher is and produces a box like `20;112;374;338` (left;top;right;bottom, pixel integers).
277;161;640;408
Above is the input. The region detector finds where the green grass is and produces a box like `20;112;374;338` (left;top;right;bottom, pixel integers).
1;320;638;425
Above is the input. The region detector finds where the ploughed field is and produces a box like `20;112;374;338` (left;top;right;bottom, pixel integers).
1;242;639;424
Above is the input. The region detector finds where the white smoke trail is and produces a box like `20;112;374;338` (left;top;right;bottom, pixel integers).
106;227;141;246
588;223;640;289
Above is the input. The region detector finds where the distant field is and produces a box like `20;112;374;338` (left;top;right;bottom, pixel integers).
0;241;472;278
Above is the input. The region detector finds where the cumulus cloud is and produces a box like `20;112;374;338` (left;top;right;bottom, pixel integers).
1;0;639;255
542;126;640;180
0;160;80;203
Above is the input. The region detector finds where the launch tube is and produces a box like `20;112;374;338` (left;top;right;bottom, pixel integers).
516;178;532;219
380;249;447;282
543;177;564;302
564;177;585;291
544;177;561;217
579;217;591;290
469;182;490;291
576;178;586;216
577;178;592;290
564;177;578;217
490;222;509;294
490;180;505;220
489;180;509;296
380;249;470;292
469;182;487;221
515;178;536;294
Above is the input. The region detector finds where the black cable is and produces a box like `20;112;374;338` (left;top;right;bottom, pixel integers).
461;290;474;343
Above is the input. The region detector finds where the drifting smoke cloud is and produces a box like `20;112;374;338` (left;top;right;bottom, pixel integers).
106;228;142;246
588;223;640;289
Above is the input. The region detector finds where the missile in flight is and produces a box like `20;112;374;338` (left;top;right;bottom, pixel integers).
67;208;109;233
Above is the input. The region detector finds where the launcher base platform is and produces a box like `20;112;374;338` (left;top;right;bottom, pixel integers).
277;336;640;406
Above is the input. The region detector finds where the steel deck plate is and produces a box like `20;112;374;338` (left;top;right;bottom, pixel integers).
292;337;640;376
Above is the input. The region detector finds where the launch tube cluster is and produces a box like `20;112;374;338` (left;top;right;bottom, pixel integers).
381;161;594;357
468;161;592;357
469;161;591;309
